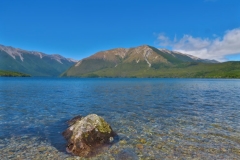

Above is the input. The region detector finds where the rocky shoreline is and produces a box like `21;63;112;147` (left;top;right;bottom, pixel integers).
1;114;240;159
1;129;240;159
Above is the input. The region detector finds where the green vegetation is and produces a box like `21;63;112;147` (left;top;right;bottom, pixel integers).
0;70;31;77
64;61;240;78
61;59;115;77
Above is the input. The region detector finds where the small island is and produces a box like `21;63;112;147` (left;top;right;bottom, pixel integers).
0;70;31;77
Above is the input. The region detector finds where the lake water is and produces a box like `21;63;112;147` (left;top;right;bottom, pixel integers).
0;78;240;159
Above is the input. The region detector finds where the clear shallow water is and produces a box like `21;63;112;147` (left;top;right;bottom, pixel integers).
0;78;240;159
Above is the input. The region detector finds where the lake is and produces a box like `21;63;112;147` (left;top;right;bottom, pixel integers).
0;78;240;159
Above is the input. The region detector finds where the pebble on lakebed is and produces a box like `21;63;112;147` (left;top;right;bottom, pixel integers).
62;114;117;157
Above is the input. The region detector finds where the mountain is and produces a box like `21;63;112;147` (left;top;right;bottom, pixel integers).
0;44;77;76
62;45;239;78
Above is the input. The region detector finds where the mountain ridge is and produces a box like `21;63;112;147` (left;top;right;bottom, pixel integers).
0;44;77;76
74;45;218;67
0;44;77;63
62;45;228;78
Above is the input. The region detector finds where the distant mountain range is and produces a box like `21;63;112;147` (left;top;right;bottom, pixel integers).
0;44;77;76
62;45;240;78
1;44;240;78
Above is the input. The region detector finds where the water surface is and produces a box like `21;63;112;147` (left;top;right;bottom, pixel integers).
0;78;240;159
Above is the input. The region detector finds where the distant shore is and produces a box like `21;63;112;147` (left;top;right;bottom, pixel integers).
0;70;31;77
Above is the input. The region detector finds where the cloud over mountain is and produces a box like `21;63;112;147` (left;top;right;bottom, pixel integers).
158;28;240;61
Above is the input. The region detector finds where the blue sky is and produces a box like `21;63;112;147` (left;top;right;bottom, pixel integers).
1;0;240;61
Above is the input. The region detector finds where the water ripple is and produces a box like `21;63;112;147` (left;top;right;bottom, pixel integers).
0;78;240;159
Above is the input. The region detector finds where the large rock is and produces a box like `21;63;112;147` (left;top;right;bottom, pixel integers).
62;114;116;157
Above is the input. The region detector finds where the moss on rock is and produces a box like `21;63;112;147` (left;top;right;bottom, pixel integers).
62;114;116;157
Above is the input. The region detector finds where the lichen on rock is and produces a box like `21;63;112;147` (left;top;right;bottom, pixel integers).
62;114;116;157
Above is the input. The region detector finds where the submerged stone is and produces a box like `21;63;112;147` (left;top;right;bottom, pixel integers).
115;149;138;160
62;114;116;157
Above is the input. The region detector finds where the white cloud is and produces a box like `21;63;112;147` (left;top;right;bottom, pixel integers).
157;28;240;61
158;33;171;47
